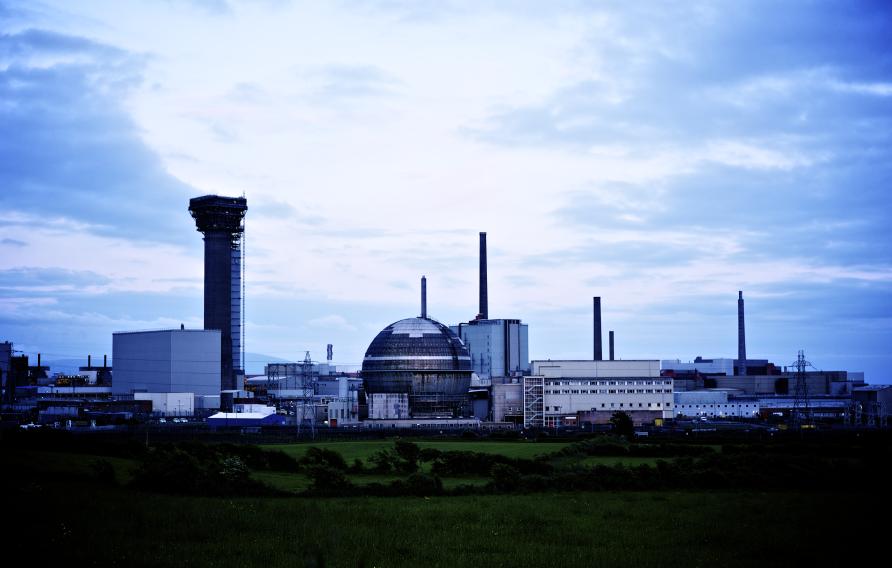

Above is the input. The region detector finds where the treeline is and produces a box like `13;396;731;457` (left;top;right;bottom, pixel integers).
299;439;892;497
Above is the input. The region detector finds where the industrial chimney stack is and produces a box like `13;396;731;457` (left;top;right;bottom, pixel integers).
609;330;615;361
737;291;747;376
479;232;488;319
421;275;428;319
593;297;603;360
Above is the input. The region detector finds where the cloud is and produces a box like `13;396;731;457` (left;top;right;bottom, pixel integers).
0;237;26;247
306;314;357;332
0;267;111;291
0;28;200;245
298;64;402;102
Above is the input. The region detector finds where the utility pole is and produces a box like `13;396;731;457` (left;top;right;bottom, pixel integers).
791;350;813;430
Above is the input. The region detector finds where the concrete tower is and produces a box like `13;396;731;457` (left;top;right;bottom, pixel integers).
737;291;747;376
593;297;603;360
479;232;488;319
189;195;248;392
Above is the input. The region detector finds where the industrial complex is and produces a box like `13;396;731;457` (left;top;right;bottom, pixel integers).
1;195;889;432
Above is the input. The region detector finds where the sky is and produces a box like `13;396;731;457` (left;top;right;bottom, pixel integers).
1;0;890;381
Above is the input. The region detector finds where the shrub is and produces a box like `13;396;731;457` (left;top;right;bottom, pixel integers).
300;447;348;471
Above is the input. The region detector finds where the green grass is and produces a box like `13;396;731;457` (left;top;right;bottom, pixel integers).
9;474;881;568
7;440;890;567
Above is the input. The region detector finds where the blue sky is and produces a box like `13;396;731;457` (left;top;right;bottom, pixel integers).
1;0;890;380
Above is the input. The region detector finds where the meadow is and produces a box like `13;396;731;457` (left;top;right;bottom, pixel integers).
4;431;890;567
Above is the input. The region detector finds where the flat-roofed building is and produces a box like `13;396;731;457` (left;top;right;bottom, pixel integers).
112;329;221;396
524;360;672;427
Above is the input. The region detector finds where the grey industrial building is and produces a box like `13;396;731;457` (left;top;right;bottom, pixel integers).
112;329;222;397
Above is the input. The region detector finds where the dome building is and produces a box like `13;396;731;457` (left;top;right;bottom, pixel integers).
362;277;472;418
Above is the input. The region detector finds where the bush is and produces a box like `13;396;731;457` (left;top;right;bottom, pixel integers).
300;447;348;471
489;463;521;493
306;465;354;494
130;446;279;497
402;473;443;496
394;440;421;473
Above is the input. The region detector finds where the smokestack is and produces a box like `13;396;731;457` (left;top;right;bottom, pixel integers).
38;353;41;367
609;331;615;361
88;354;91;368
593;297;603;360
479;232;488;319
421;275;428;319
737;291;746;376
103;354;107;368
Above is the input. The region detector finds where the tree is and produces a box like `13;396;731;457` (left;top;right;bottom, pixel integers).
610;411;634;439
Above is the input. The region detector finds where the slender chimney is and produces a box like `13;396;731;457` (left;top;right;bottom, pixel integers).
737;291;746;376
479;232;488;319
88;354;91;368
38;353;41;367
593;297;603;360
421;275;428;319
609;331;615;361
103;354;107;368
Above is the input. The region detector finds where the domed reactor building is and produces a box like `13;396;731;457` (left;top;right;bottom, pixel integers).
362;277;472;419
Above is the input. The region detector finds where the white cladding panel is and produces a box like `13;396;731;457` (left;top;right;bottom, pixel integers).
134;392;195;416
531;360;660;378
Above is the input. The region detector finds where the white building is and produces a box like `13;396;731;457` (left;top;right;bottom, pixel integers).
673;390;760;418
134;392;195;417
524;360;673;427
112;329;221;396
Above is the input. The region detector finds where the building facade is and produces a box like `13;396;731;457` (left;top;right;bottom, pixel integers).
524;360;672;427
112;329;222;396
452;319;529;382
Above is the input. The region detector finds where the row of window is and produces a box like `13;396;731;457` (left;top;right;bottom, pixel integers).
544;380;671;387
546;389;671;395
677;404;758;408
545;402;672;411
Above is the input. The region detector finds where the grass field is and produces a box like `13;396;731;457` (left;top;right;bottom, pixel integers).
6;437;890;567
8;474;879;568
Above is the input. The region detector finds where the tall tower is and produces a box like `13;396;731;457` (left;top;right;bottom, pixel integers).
737;291;747;376
479;232;488;319
593;296;603;360
189;195;248;392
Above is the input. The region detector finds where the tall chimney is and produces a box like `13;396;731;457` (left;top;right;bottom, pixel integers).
609;331;615;361
593;297;603;360
87;354;91;368
421;275;428;319
103;354;107;368
38;353;41;367
737;291;746;376
479;232;488;319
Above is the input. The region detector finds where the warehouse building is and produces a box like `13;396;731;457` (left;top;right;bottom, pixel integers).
112;329;222;401
674;390;760;418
